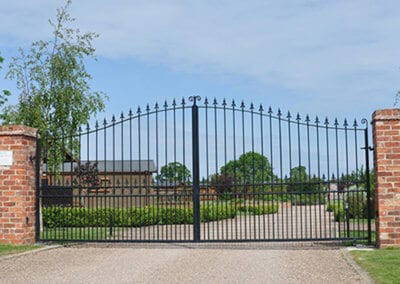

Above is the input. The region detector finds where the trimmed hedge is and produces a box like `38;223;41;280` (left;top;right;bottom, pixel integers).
43;204;278;228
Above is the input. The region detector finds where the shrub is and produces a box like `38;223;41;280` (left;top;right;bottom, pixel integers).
210;173;237;199
291;193;326;205
200;204;237;222
346;192;368;219
43;203;279;228
326;200;341;212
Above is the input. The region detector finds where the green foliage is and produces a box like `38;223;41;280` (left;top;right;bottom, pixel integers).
220;152;274;192
3;0;106;170
156;162;191;184
287;166;322;193
346;192;368;219
42;203;278;228
0;54;10;109
291;193;326;205
210;173;236;198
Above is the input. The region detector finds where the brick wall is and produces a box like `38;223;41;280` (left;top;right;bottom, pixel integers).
372;109;400;248
0;125;38;245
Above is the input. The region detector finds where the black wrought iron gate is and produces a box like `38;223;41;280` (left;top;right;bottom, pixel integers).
38;96;373;243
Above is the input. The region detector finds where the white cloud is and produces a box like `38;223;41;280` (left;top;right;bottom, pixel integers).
0;0;399;112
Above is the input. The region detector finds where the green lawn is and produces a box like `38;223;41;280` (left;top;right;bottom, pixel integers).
351;248;400;284
0;244;41;257
41;227;117;241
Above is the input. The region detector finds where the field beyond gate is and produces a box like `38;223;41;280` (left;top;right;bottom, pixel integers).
39;96;373;243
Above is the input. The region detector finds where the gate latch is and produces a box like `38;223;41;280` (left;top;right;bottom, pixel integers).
361;146;374;151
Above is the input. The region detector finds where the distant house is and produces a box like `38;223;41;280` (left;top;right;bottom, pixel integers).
42;160;157;190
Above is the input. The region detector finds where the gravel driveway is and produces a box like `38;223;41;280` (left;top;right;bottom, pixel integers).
0;243;367;283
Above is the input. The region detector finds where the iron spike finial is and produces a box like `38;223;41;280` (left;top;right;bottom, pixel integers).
78;126;82;132
334;118;339;126
222;98;227;106
268;106;272;114
296;113;301;121
137;106;141;114
172;99;176;107
103;118;107;126
353;119;358;127
154;103;159;110
111;115;116;122
259;104;264;112
250;103;254;110
86;123;90;131
287;111;292;119
213;98;217;105
163;101;168;108
120;112;124;119
343;118;348;127
324;117;329;125
277;108;282;117
95;120;99;129
241;101;245;109
181;98;186;105
305;114;310;123
204;97;209;105
231;100;236;108
315;116;320;124
128;108;133;116
146;104;150;112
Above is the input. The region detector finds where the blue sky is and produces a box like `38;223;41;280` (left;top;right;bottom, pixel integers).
0;0;399;126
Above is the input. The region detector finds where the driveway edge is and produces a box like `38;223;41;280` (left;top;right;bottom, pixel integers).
341;248;374;284
0;244;62;262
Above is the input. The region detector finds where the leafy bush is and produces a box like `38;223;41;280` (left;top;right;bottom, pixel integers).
346;192;368;219
331;202;346;222
43;203;279;228
326;200;342;212
210;174;237;199
291;193;326;205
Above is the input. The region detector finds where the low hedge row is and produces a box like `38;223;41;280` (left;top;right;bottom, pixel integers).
43;204;278;228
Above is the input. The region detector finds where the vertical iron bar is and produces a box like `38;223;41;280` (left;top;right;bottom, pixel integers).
191;96;201;242
363;123;372;244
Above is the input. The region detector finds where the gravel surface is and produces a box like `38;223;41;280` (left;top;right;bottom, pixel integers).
0;243;367;283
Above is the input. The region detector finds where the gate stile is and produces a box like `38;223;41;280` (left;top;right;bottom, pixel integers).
38;96;373;243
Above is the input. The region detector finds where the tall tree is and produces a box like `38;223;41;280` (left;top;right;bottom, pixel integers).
156;162;191;184
0;54;10;109
220;152;274;192
3;0;106;170
287;166;321;193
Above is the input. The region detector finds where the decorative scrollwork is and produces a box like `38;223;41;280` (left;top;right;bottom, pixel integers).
189;95;201;105
361;118;369;127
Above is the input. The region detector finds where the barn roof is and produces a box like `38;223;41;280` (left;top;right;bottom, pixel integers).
43;160;157;173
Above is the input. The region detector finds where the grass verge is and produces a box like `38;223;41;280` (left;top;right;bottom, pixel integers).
351;248;400;284
0;244;41;257
41;227;118;241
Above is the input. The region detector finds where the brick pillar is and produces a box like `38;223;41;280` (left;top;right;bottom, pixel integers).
0;125;38;245
372;109;400;248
